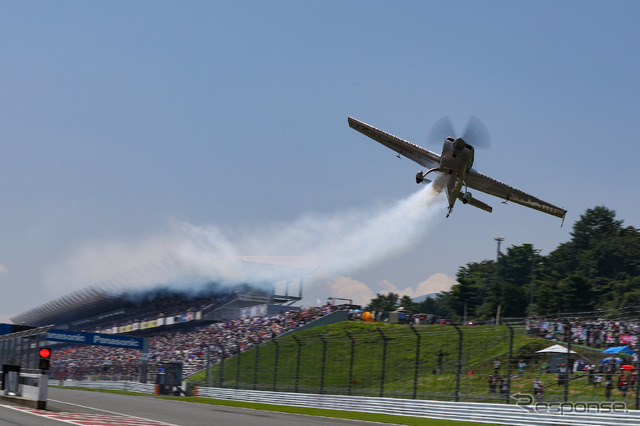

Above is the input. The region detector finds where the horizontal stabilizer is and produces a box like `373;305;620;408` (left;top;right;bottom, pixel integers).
457;193;493;213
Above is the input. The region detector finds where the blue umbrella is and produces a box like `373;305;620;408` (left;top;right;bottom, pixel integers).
600;357;623;364
602;346;635;355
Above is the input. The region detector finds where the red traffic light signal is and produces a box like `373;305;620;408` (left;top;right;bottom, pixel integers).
38;347;51;370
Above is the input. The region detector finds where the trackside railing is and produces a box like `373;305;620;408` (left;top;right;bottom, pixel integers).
194;386;640;426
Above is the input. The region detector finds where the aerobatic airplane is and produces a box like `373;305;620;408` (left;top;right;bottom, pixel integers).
348;117;566;222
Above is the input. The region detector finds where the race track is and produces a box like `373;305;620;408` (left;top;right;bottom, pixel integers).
0;388;386;426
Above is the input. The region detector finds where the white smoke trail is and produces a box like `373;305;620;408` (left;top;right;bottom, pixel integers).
44;178;446;295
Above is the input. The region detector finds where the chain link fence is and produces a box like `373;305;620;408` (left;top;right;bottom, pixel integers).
188;320;640;409
48;316;640;409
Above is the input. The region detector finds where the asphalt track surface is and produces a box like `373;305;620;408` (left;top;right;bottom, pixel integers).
0;388;394;426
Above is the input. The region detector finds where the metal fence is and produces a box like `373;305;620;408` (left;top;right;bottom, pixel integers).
188;322;640;409
45;318;640;410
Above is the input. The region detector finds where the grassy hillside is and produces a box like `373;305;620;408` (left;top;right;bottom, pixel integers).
191;321;606;400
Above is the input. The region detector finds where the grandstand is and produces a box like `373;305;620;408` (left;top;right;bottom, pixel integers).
6;255;324;382
11;255;320;333
10;281;304;334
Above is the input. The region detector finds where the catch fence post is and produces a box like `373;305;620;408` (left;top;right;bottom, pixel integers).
318;334;327;394
410;325;421;399
272;339;280;392
235;349;242;389
376;327;388;398
564;321;571;403
218;344;225;387
504;323;514;404
451;323;463;402
205;348;212;387
253;345;260;390
345;331;355;396
293;336;302;393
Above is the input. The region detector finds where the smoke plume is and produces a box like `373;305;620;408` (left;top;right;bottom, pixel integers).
44;178;447;298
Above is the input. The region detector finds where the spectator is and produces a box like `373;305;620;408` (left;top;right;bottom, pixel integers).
518;360;526;377
51;307;325;381
605;379;614;401
487;374;496;393
533;377;543;401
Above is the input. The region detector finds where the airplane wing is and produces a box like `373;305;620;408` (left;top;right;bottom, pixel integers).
466;169;567;219
348;116;566;220
348;117;440;170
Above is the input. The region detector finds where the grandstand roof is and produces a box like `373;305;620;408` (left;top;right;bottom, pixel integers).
12;256;319;327
10;287;120;326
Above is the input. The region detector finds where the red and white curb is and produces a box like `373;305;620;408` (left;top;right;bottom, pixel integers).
7;406;177;425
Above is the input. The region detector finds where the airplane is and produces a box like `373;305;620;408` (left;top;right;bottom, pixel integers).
347;117;566;222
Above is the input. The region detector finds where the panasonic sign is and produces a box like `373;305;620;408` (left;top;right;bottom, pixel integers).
47;329;144;349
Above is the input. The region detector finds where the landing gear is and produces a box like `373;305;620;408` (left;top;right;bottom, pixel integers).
462;192;472;204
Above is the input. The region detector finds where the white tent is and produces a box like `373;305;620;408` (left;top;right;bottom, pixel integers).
536;344;577;354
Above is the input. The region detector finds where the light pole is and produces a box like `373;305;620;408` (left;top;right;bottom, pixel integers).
494;237;504;261
494;237;504;325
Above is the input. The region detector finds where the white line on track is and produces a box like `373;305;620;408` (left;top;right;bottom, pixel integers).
13;399;180;426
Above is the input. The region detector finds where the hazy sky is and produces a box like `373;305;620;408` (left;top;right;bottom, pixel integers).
1;1;638;321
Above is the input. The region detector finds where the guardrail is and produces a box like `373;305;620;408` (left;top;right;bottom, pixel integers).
56;380;640;425
59;379;155;394
195;386;640;426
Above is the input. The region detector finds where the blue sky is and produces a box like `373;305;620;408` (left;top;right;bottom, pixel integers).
0;1;638;321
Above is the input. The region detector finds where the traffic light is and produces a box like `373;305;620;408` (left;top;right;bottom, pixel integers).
38;347;51;370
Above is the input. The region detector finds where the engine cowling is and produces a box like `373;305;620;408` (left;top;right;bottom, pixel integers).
453;138;466;151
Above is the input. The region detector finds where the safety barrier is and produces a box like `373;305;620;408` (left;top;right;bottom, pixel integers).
194;386;640;426
55;379;640;425
59;379;155;394
0;371;48;409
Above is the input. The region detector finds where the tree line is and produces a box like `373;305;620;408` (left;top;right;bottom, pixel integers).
365;206;640;321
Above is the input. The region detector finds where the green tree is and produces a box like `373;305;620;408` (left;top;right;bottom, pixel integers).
559;275;595;312
450;260;495;319
418;292;456;319
368;207;640;318
571;206;622;251
365;292;400;311
535;279;563;315
398;295;419;314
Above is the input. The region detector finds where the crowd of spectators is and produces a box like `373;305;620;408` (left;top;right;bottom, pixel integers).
527;317;640;351
50;307;326;381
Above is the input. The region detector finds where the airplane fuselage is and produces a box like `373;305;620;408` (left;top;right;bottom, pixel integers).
440;137;474;178
439;137;474;216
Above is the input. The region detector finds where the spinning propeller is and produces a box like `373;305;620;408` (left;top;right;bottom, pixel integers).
427;115;491;149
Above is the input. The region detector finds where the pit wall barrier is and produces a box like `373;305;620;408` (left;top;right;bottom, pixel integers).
0;372;48;409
